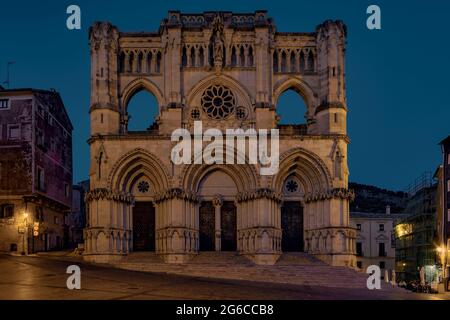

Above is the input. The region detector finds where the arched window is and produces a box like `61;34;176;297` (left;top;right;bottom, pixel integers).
239;46;245;67
299;51;305;73
137;52;143;73
281;51;287;72
190;47;196;67
273;51;278;72
156;52;162;73
307;52;315;72
248;46;254;66
97;152;103;179
198;47;204;67
290;51;296;72
128;52;134;73
181;47;187;67
126;90;159;132
119;52;126;73
231;46;237;66
276;88;308;125
147;52;153;73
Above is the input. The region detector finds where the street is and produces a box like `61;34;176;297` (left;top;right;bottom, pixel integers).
0;254;440;300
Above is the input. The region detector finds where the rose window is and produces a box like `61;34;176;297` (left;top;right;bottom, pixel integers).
286;180;299;193
201;85;236;119
191;108;201;120
137;181;150;193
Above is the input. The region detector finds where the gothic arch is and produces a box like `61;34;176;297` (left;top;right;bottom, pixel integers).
185;74;254;111
179;143;259;193
108;148;170;193
273;77;317;117
120;78;165;112
272;147;332;196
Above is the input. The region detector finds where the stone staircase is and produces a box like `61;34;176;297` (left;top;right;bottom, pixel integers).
113;252;398;290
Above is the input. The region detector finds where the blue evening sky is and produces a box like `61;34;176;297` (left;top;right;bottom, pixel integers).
0;0;448;190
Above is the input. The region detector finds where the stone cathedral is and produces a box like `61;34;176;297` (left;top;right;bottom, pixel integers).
84;11;356;267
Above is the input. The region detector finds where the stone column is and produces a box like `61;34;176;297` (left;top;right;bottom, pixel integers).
213;195;223;252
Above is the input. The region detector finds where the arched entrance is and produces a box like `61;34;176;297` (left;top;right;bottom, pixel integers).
197;170;238;252
108;149;170;254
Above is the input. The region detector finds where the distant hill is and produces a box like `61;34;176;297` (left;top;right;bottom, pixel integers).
349;182;409;214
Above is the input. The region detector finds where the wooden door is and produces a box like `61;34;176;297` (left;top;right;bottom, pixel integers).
133;202;155;251
221;201;237;251
281;201;303;252
199;201;215;251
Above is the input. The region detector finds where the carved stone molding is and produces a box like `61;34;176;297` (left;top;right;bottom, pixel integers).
212;194;223;207
84;188;134;204
154;188;201;204
304;188;355;203
89;21;119;51
236;188;283;203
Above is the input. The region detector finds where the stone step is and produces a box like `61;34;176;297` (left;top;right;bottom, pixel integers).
113;251;401;290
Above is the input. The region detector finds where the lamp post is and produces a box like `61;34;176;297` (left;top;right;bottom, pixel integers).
21;212;28;255
437;244;448;291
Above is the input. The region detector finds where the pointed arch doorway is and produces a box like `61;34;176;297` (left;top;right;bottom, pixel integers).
198;170;238;252
281;175;305;252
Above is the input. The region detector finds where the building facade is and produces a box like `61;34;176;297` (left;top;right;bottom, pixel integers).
437;136;450;289
67;180;89;248
394;177;438;282
350;209;399;275
84;11;356;266
0;88;73;254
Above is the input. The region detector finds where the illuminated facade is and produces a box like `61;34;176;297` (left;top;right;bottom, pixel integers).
84;11;356;266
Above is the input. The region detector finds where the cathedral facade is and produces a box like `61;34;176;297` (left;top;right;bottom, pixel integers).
84;11;356;267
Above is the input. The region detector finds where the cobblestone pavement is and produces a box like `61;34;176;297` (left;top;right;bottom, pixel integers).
0;253;434;300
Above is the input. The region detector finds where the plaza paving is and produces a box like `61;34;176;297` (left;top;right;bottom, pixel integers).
0;252;440;300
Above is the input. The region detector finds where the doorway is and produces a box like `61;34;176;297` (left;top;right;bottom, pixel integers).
221;201;237;251
132;201;155;251
281;201;304;251
199;201;215;251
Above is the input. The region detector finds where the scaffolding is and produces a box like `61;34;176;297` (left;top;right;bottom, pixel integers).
395;172;438;282
404;171;433;197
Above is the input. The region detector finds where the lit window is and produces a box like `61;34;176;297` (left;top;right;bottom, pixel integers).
0;99;10;109
8;125;20;140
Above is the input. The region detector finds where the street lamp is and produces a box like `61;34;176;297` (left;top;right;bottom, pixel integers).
21;212;29;255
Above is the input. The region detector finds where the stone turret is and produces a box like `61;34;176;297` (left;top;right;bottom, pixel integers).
315;20;347;135
89;22;120;135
